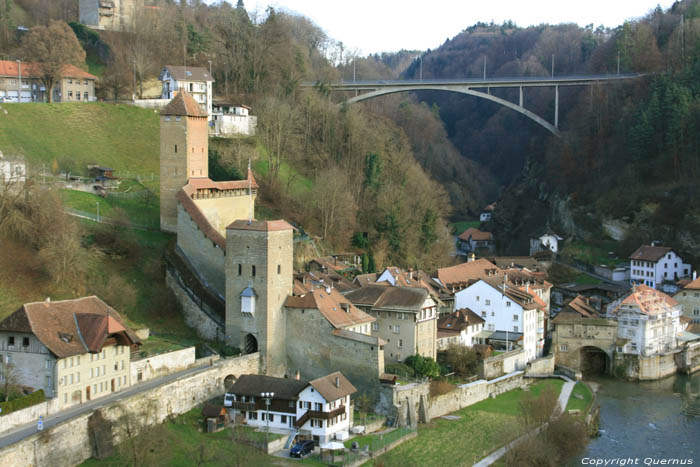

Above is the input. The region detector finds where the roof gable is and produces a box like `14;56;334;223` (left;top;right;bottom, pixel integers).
162;92;208;117
629;245;673;263
308;372;356;402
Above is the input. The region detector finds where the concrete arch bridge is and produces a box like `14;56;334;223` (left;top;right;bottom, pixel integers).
304;74;642;137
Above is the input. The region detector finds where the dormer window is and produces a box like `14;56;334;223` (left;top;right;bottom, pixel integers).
241;287;257;315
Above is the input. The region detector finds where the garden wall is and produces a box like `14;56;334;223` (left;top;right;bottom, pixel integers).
130;347;196;383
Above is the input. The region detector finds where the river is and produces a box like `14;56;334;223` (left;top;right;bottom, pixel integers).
574;373;700;465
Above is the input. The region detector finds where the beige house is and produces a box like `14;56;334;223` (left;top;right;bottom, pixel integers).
0;60;97;103
674;276;700;324
0;296;140;409
346;285;437;363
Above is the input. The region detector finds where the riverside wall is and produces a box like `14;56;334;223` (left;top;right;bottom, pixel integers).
0;353;260;467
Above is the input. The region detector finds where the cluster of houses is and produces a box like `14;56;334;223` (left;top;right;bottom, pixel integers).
0;60;97;103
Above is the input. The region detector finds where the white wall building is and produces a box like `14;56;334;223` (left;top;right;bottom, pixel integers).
529;231;563;256
0;152;26;184
210;101;257;137
629;244;691;291
436;308;484;350
227;372;356;446
159;65;214;119
608;284;682;356
453;279;543;361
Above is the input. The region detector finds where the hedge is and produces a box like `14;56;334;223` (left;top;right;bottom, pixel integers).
0;390;45;416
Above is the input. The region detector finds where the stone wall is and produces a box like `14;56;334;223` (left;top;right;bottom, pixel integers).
193;195;254;237
525;355;555;376
176;204;226;297
130;347;196;384
285;307;383;397
482;348;527;379
166;269;223;341
614;352;679;380
0;398;60;435
0;353;260;467
677;342;700;374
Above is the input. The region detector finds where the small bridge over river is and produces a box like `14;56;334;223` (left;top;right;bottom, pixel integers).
303;74;642;136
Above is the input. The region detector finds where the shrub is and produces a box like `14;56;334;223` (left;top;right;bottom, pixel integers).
404;354;441;379
443;344;479;377
385;362;415;378
0;390;45;416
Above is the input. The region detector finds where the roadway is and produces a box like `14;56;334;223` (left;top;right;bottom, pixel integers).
0;363;213;450
303;73;642;90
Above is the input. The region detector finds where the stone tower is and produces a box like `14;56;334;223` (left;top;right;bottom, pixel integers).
225;220;293;376
159;92;209;232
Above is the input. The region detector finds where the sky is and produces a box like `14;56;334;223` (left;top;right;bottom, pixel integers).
242;0;677;55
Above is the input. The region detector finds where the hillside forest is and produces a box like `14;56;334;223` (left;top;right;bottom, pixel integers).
1;0;700;271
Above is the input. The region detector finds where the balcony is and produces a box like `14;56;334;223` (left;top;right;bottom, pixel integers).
229;401;255;411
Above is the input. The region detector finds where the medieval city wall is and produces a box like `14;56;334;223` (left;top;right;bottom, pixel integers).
482;348;528;379
677;341;700;374
0;353;260;466
525;354;556;375
176;204;226;296
165;269;223;341
285;308;383;396
193;194;255;236
130;347;196;384
615;352;679;380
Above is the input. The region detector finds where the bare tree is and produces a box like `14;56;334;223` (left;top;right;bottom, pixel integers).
21;20;86;103
115;400;172;467
0;359;20;402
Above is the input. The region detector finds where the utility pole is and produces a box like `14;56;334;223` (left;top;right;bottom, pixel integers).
16;60;21;103
551;54;554;77
483;56;486;80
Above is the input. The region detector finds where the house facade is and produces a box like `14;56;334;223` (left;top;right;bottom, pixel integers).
457;228;494;254
0;296;140;409
227;372;356;445
159;66;214;118
436;308;484;350
0;152;26;184
210;101;257;136
453;279;543;361
0;61;97;103
345;285;437;363
629;244;691;291
674;276;700;324
608;285;682;356
529;231;563;256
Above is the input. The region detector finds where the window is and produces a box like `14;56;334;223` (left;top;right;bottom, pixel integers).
238;264;242;276
22;337;29;347
513;326;518;332
252;265;256;277
315;402;323;411
513;315;518;321
8;336;14;347
485;300;491;306
278;264;281;274
476;296;480;301
398;339;403;348
45;360;51;369
372;323;378;331
281;415;287;424
560;344;568;351
249;411;258;420
491;311;495;316
84;92;88;100
68;91;72;98
392;325;400;334
481;311;486;317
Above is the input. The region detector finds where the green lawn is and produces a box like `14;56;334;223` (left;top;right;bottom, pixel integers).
573;273;603;285
60;189;159;227
451;220;480;236
371;379;564;466
0;103;159;179
81;407;279;466
566;382;593;412
561;241;627;268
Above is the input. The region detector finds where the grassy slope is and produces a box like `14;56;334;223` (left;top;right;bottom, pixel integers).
566;382;593;412
60;189;159;227
452;220;480;236
372;379;564;466
0;103;159;178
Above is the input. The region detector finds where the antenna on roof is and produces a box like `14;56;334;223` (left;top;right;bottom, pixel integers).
248;158;252;224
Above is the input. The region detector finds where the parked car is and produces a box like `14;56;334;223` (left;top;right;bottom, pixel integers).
289;440;315;458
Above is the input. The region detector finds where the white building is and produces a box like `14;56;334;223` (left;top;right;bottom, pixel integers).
0;296;140;409
159;65;214;118
0;152;26;184
479;202;495;222
529;231;563;256
453;278;544;361
629;244;691;292
674;275;700;324
436;308;484;349
210;101;257;137
227;372;356;445
608;284;682;356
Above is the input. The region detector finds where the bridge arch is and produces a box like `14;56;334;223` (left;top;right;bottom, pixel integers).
345;85;560;136
580;345;611;375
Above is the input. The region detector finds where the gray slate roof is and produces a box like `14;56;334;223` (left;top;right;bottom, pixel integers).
162;65;214;82
228;374;309;400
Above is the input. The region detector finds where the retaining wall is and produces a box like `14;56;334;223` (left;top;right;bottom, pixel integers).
0;398;60;435
130;347;196;383
0;353;260;466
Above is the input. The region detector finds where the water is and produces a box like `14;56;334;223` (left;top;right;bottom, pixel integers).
573;373;700;465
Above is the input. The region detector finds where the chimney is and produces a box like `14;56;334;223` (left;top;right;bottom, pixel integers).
295;370;301;380
335;376;340;388
46;297;51;303
468;253;475;263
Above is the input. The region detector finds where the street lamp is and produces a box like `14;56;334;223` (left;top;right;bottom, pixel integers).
261;392;274;446
208;60;212;76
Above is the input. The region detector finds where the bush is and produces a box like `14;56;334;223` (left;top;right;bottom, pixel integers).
385;362;415;378
0;390;45;416
404;354;441;379
442;344;479;377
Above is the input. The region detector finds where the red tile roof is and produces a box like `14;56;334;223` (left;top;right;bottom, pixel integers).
162;91;207;117
227;219;295;232
610;284;679;316
629;245;673;262
683;277;700;290
458;228;493;242
437;308;484;332
0;296;139;359
285;286;374;329
436;258;502;288
0;60;97;80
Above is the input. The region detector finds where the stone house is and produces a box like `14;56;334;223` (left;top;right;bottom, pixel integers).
457;228;494;254
629;244;691;292
607;285;682;356
551;311;617;374
529;230;563;256
479;202;495;222
0;60;97;103
354;267;448;312
160;66;214;118
0;296;140;409
436;308;484;350
674;276;700;324
345;285;437;363
0;152;26;185
227;372;356;445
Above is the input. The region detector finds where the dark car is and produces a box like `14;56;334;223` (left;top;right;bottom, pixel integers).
289;440;315;458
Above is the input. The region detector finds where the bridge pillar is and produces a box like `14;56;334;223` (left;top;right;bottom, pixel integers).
519;86;523;107
554;85;559;129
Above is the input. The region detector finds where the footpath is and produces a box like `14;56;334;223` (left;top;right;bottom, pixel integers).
473;375;575;467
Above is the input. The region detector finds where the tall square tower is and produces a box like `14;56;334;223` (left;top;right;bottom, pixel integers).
159;92;209;232
225;220;294;376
